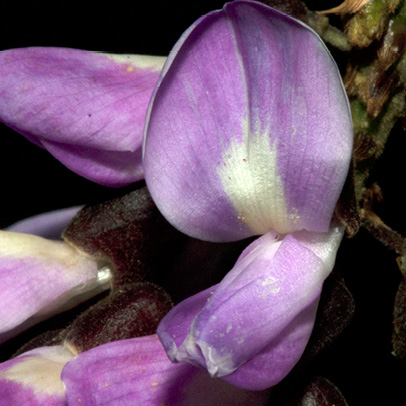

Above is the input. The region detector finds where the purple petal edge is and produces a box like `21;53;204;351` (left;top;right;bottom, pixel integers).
5;206;82;239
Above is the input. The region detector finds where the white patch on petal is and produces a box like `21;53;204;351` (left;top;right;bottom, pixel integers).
176;324;204;369
104;53;166;71
198;341;237;377
0;346;75;396
260;276;280;298
217;121;299;235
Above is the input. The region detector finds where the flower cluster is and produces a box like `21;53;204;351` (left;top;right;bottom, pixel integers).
0;1;352;405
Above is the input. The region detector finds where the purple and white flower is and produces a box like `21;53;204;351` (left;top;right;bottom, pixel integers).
144;0;353;390
0;0;353;403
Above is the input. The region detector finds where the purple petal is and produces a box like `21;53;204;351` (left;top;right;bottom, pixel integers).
0;48;165;186
219;300;319;390
62;334;270;406
157;227;344;390
0;231;112;344
41;140;144;187
144;0;353;241
0;345;74;405
6;206;82;239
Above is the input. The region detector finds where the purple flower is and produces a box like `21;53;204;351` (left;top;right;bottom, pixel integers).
157;227;344;390
143;0;353;389
0;0;353;402
61;334;269;406
0;211;269;405
0;336;268;406
0;47;165;186
0;216;112;344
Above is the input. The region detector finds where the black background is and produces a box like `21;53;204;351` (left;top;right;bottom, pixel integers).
1;1;406;404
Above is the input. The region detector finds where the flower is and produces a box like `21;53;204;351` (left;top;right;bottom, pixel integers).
0;335;269;406
0;188;268;404
0;0;353;402
0;226;112;345
0;47;165;186
0;45;166;343
61;334;269;406
0;210;269;405
143;0;353;389
158;227;344;390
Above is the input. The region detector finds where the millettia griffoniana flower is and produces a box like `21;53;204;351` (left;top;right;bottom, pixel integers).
0;0;353;403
